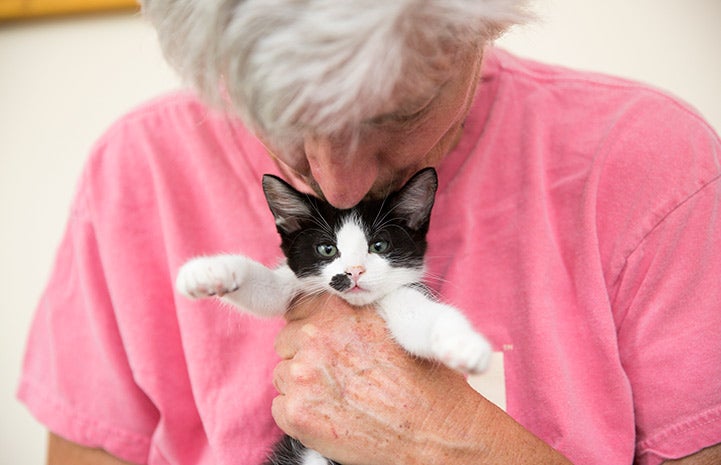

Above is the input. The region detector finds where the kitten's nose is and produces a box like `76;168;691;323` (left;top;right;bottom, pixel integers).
345;265;366;283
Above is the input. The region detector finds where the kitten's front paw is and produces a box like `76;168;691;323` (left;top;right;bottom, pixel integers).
176;256;245;299
431;321;492;375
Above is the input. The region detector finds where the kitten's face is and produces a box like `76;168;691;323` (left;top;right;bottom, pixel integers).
262;168;438;306
298;213;424;306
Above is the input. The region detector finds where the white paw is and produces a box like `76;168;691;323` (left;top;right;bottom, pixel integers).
176;255;246;299
431;323;492;375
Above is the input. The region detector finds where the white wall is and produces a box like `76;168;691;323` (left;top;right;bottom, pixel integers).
496;0;721;129
1;2;719;463
0;12;180;464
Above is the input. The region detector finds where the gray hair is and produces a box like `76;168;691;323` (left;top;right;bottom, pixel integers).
142;0;530;150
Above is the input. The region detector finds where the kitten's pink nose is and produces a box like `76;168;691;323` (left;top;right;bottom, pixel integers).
346;266;366;283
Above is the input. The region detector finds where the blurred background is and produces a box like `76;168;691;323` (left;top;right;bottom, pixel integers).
1;0;719;462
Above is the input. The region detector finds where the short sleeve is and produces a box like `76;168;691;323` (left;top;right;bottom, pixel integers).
17;171;159;464
613;175;721;464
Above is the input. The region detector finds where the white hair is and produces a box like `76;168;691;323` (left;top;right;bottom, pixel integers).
142;0;531;150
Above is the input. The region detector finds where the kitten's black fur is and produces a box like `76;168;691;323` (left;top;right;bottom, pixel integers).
261;168;438;465
267;436;341;465
262;168;436;278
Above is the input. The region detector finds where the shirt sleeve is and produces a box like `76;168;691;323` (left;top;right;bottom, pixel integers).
609;117;721;462
17;168;159;464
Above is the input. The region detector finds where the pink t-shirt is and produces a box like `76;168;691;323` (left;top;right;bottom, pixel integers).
18;48;721;464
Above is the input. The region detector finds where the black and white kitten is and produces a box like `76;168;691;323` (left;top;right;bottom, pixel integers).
176;168;491;465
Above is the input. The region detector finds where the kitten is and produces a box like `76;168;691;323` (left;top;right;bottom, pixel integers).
176;168;492;465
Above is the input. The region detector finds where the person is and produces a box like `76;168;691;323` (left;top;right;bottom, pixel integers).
17;0;721;464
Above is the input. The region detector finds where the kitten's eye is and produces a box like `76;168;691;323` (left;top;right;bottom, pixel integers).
369;240;390;254
316;244;338;258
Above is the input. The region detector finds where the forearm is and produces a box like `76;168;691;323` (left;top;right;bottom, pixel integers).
47;432;136;465
412;383;571;465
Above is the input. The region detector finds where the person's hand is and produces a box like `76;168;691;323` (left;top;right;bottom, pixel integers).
271;293;489;464
271;293;573;465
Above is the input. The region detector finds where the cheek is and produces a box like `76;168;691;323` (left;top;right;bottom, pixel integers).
363;254;390;276
319;259;347;283
376;119;460;173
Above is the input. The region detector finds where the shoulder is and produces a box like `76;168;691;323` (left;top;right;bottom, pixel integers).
93;90;257;155
487;48;713;137
489;47;720;218
83;89;267;186
483;47;721;279
75;90;272;224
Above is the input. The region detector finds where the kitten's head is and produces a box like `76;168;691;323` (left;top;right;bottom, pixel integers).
262;168;438;306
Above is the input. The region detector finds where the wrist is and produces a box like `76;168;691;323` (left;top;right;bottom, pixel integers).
409;372;572;465
411;377;492;464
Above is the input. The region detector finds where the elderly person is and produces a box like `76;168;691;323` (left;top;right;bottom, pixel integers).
18;1;721;464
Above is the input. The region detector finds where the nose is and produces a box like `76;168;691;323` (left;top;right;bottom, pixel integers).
345;265;366;283
304;134;379;208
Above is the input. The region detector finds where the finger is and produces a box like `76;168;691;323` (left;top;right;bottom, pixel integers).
271;388;308;441
272;359;289;395
274;319;318;359
271;395;293;437
273;357;318;396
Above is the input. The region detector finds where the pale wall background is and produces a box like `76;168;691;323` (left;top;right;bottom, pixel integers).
1;1;719;463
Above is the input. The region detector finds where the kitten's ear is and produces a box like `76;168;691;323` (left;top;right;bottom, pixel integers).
262;175;313;234
390;168;438;230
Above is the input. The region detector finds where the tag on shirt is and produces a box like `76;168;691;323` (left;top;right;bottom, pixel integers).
467;351;506;411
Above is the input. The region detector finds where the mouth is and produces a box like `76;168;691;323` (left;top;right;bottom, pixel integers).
340;286;377;306
347;285;367;293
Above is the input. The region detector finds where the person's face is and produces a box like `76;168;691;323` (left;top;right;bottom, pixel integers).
266;48;484;209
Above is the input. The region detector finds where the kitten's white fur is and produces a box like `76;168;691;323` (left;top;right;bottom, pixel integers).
301;449;329;465
176;216;491;374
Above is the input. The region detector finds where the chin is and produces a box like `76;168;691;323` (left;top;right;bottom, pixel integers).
338;290;381;307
